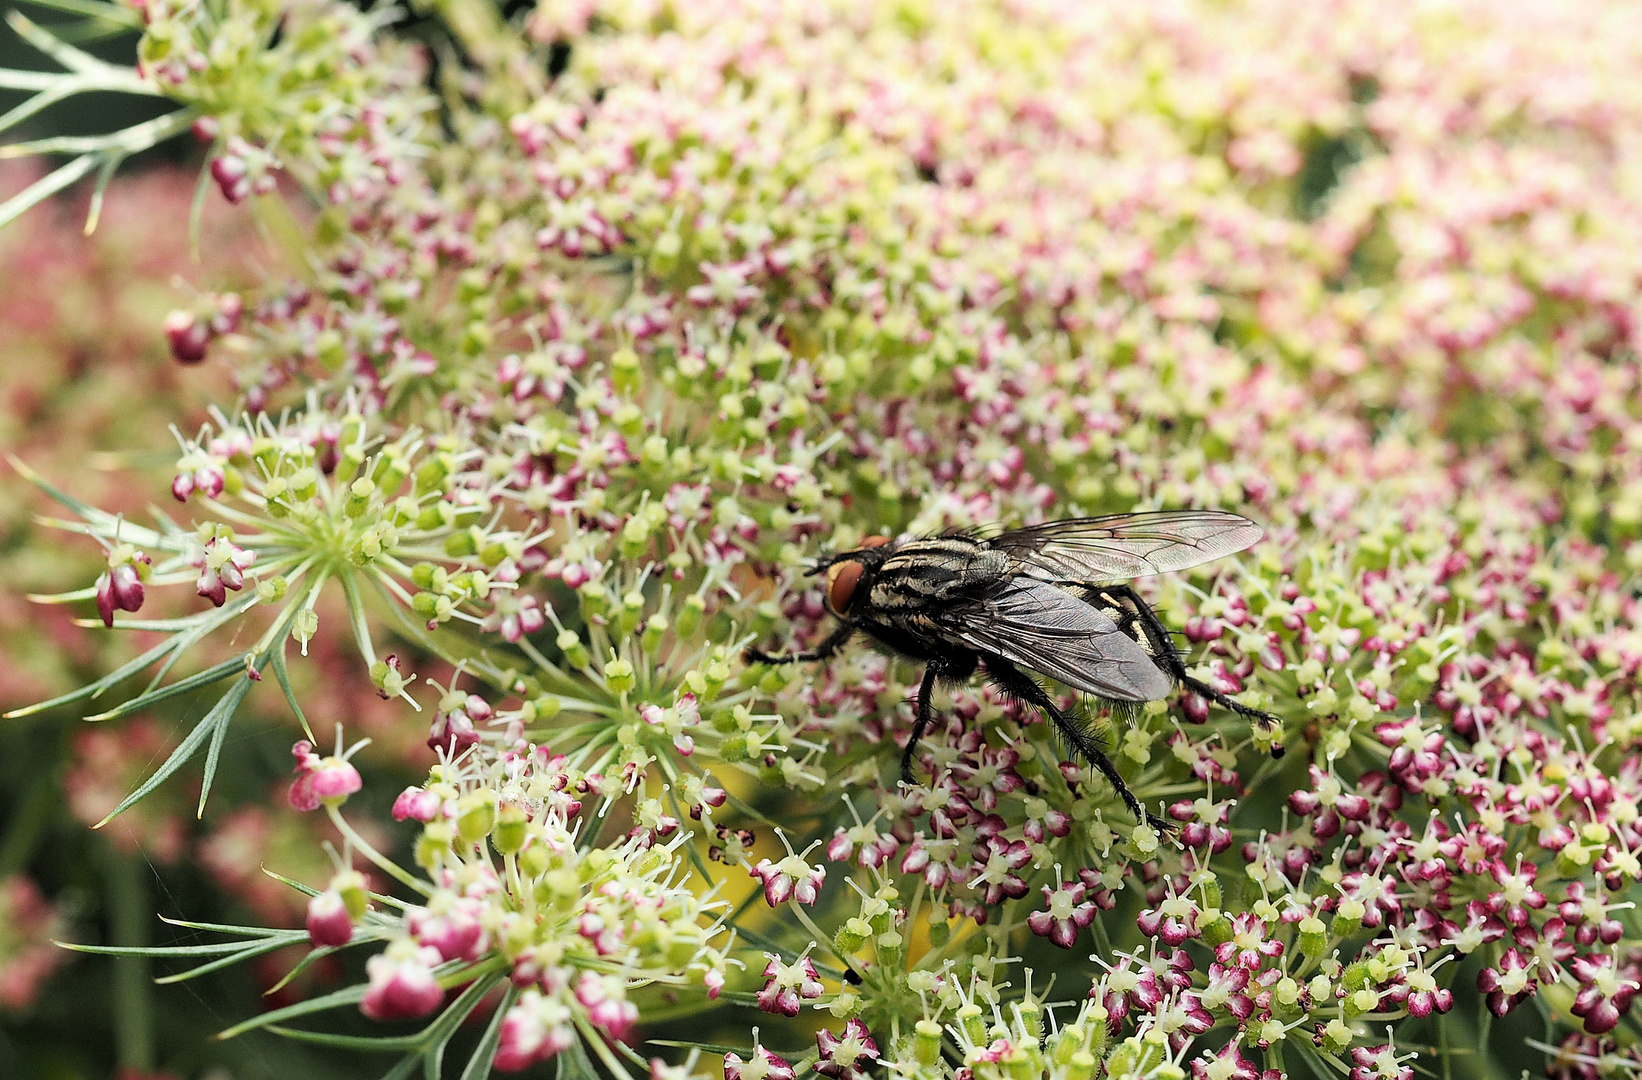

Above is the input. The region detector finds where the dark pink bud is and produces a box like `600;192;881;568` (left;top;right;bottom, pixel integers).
307;890;355;947
164;309;212;364
392;786;442;822
361;942;444;1021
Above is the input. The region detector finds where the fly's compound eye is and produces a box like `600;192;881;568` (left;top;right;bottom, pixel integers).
826;560;865;614
859;535;891;548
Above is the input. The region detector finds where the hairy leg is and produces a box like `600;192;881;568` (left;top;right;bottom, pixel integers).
1100;584;1279;731
984;654;1171;832
901;664;941;786
743;623;855;666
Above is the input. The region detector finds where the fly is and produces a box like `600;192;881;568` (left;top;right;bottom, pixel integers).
745;511;1278;830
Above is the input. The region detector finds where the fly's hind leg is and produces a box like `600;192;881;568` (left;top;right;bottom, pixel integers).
983;654;1170;833
1098;584;1280;733
744;623;855;666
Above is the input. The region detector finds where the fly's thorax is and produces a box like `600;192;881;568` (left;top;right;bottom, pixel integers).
867;536;1011;611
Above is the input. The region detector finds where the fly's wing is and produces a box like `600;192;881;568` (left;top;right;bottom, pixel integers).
987;511;1263;580
938;578;1173;701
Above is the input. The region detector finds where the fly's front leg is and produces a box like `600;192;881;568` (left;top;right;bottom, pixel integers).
743;623;855;666
984;654;1171;834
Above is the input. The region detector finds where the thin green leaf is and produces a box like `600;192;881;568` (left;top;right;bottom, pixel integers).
0;107;194;160
0;82;77;140
415;972;506;1080
83;653;243;722
555;1037;602;1080
724;924;804;964
72;613;227;632
340;570;378;669
0;152;97;231
83;151;123;233
188;151;211;260
222;960;504;1042
259;867;322;899
458;984;519;1080
156;936;306;984
10;453;113;519
7;587;256;718
216;982;371;1041
197;670;259;816
0;70;59;91
57;938;287;958
381;1056;423;1080
7;634;183;718
16;0;142;27
30;513;169;549
647;1040;759;1058
261;938;371;997
157;915;300;937
27;586;98;604
6;9;125;75
50;17;141;45
94;674;251;827
266;1025;428;1053
270;637;315;740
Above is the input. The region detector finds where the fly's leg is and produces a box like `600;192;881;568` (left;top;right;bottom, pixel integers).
743;624;855;666
984;654;1171;833
1100;584;1280;732
901;664;941;786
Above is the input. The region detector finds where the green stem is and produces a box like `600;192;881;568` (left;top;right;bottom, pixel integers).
0;738;62;878
103;847;154;1074
325;806;432;897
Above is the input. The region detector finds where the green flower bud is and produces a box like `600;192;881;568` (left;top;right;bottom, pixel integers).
913;1020;943;1067
1017;999;1042;1040
1298;915;1328;959
557;630;590;669
834;917;871;954
456;790;497;844
525;694;561;722
492;802;529;856
676;593;706;638
415;820;455;871
414;456;449;495
290;466;318;502
346;475;376;518
1318;1017;1354;1053
605;657;636;694
956;1003;986;1046
611;346;641;393
332;868;370;920
578;582;609;621
1330;898;1365;938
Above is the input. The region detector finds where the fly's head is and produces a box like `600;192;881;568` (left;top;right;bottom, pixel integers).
808;535;894;618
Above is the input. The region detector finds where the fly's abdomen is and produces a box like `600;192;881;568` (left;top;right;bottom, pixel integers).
867;537;1009;613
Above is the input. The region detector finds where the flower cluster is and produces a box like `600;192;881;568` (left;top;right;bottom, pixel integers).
12;0;1642;1076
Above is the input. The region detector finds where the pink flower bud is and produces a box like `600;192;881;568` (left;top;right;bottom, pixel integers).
164;309;211;365
360;940;444;1021
392;786;442;822
288;739;362;810
306;889;354;947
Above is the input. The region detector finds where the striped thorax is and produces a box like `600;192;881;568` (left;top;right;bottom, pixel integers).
867;536;1011;613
